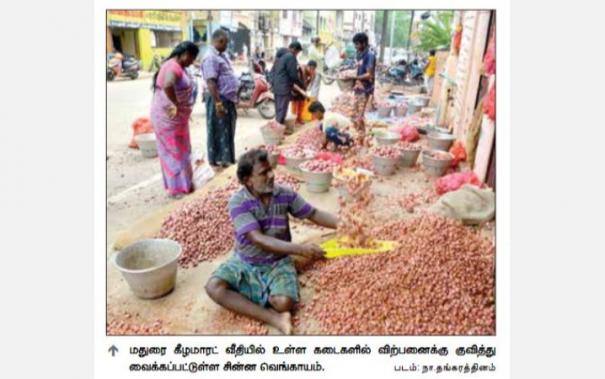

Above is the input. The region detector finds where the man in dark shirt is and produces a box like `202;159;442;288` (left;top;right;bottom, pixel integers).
351;32;376;139
270;42;304;128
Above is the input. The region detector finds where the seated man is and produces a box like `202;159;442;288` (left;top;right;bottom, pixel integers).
308;101;354;150
205;149;339;334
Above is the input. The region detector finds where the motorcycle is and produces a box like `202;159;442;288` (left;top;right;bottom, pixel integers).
107;53;141;81
378;60;425;87
237;70;275;119
378;60;408;85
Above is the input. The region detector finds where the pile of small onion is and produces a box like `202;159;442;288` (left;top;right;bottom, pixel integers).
295;214;495;335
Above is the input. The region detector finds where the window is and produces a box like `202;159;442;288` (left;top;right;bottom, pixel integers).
282;11;287;19
152;31;181;48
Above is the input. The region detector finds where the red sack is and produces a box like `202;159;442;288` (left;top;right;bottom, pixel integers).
129;117;154;148
277;153;286;166
453;24;463;55
401;126;419;142
483;31;496;75
435;171;482;195
449;141;467;168
483;83;496;121
315;151;344;164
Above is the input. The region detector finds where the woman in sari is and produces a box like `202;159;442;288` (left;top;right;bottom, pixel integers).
150;41;199;199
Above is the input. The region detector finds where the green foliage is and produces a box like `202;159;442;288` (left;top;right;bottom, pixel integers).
374;11;413;48
417;11;454;51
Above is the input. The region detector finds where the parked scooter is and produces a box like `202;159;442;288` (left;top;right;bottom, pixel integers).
237;69;275;119
407;59;425;86
107;53;141;81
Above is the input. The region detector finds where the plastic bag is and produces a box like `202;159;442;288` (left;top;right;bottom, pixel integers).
315;151;344;164
192;156;215;190
483;83;496;121
449;141;467;168
434;171;482;195
129;117;154;149
401;126;419;142
483;31;496;75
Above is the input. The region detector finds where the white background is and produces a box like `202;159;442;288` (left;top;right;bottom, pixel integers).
0;0;604;378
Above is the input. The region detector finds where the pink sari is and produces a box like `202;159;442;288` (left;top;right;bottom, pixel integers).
150;59;194;196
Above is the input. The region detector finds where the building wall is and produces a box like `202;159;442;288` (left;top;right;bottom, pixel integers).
318;11;336;47
107;10;188;70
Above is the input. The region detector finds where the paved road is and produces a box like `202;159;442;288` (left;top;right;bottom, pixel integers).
106;73;340;247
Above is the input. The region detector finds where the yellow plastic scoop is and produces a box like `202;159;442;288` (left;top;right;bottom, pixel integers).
321;237;398;259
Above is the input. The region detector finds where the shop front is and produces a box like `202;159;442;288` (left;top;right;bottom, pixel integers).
106;10;187;70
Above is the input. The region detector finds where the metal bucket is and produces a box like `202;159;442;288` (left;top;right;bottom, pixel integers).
407;102;419;115
422;150;453;177
261;128;284;146
394;105;408;117
375;132;400;146
284;155;310;173
113;239;182;299
415;96;430;107
372;155;398;176
301;168;333;193
377;106;393;118
427;132;456;151
134;133;158;158
399;148;421;167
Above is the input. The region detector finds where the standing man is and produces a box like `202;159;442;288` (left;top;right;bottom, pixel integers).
308;37;323;85
271;41;304;130
205;148;339;334
424;49;437;96
201;29;240;169
351;32;376;139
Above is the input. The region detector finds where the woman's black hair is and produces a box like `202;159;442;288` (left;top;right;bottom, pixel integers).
236;149;269;183
308;101;325;113
151;41;200;91
429;49;436;56
353;32;369;45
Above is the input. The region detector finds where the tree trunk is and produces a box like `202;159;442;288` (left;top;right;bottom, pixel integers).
379;10;389;64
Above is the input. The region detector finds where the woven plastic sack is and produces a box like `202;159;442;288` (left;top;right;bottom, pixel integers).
129;117;154;148
429;184;495;224
434;171;482;195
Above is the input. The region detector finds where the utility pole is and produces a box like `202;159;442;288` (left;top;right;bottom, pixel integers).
379;10;389;64
406;10;415;61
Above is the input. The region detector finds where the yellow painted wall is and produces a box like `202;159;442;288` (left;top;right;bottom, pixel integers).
136;29;187;71
108;10;188;70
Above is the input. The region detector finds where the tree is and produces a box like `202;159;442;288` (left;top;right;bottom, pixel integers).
417;11;454;51
374;10;413;48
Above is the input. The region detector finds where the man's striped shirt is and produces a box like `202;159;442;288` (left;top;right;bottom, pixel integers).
228;185;315;264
